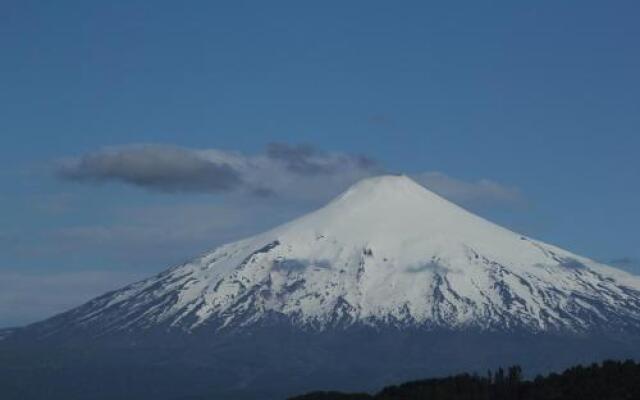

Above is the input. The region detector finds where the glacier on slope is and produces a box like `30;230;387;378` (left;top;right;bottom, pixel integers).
39;175;640;336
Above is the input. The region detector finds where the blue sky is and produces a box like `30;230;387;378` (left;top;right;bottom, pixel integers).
1;1;639;326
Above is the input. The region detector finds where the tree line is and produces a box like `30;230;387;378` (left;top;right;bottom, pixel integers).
289;360;640;400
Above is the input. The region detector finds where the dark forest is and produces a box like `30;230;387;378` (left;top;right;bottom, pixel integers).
289;360;640;400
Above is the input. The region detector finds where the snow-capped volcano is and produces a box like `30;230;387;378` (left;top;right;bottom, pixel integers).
47;175;640;335
6;175;640;400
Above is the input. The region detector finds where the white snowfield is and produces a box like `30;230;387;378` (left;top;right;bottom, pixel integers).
74;175;640;333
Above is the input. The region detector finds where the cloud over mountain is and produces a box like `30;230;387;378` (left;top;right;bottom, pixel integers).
413;171;525;209
56;142;523;209
57;143;380;202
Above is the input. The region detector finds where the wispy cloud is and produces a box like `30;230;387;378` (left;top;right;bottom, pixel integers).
609;257;640;274
368;113;396;129
0;269;145;327
265;142;376;176
412;171;526;209
56;143;524;210
46;201;299;263
56;143;381;202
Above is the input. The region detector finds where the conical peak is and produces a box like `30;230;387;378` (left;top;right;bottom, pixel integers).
330;174;455;211
33;173;640;340
273;174;503;246
342;174;423;195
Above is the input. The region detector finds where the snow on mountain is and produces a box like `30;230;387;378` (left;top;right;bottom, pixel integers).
46;175;640;335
